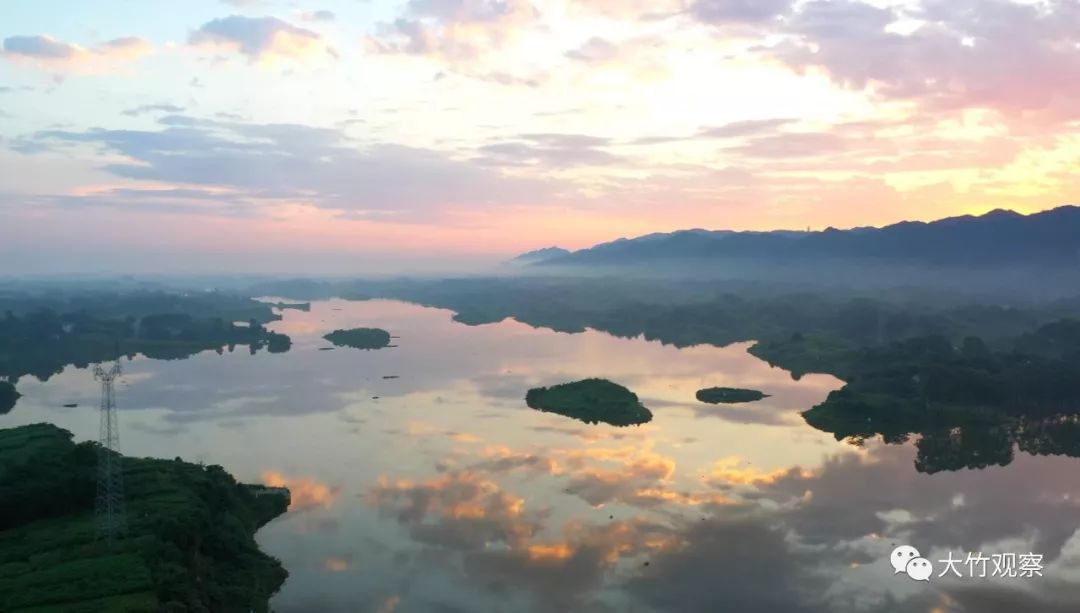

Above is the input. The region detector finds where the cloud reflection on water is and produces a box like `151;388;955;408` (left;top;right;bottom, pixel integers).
7;299;1080;611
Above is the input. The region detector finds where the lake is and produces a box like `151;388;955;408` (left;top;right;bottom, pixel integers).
4;299;1079;612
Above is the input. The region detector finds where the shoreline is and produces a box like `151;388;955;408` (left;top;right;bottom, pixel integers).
0;423;291;613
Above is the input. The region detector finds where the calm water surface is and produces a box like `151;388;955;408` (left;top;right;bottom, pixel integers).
5;299;1080;612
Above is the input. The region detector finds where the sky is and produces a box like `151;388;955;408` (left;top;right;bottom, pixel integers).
1;0;1078;274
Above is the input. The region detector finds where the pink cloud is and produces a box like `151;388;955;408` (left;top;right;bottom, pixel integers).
766;0;1080;124
1;34;153;72
189;15;338;63
366;0;539;63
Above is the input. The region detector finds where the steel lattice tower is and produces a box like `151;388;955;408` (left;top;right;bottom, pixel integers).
94;360;127;545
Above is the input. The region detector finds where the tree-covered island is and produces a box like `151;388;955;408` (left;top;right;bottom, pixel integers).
696;387;769;404
322;327;392;350
525;378;653;426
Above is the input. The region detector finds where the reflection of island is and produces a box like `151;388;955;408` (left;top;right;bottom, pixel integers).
0;291;294;413
0;381;18;414
526;379;653;426
696;387;769;404
323;327;391;350
0;424;289;612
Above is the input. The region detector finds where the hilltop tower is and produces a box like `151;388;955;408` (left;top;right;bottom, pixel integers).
93;359;127;546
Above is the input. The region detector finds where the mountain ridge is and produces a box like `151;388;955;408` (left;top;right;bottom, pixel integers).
507;246;571;265
522;205;1080;268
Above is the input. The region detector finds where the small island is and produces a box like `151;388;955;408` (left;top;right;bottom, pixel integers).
525;378;653;426
323;327;392;350
0;424;290;612
264;301;311;312
0;381;19;414
696;387;770;404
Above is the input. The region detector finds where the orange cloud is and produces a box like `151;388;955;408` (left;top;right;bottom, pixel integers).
526;542;576;563
707;456;815;487
472;445;563;475
368;470;542;552
262;470;342;511
632;487;736;507
378;595;401;613
323;557;351;572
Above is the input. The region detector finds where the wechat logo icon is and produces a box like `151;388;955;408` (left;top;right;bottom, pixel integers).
891;545;933;582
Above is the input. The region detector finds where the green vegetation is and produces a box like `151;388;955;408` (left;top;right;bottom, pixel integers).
300;276;1080;472
756;322;1080;473
264;301;310;312
0;424;289;612
0;381;19;414
20;277;1079;475
323;327;391;350
263;276;1075;348
696;387;769;404
0;291;293;404
749;334;858;380
526;379;653;427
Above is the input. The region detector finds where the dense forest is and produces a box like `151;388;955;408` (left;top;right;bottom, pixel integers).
0;423;289;612
750;320;1080;473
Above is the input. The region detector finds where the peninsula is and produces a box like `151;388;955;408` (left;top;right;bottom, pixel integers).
0;423;290;612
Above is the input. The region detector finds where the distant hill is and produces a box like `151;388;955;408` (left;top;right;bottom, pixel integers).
507;246;571;265
530;206;1080;268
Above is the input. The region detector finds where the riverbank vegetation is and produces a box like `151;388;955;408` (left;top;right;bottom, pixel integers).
284;276;1080;472
0;290;294;413
0;423;289;612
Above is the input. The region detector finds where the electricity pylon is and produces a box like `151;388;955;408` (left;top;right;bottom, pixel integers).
93;359;127;546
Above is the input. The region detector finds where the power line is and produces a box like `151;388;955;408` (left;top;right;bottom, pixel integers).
93;359;127;546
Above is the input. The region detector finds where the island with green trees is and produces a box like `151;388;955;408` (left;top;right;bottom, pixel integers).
263;301;311;312
0;423;290;612
696;387;769;404
525;378;653;426
323;327;392;350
